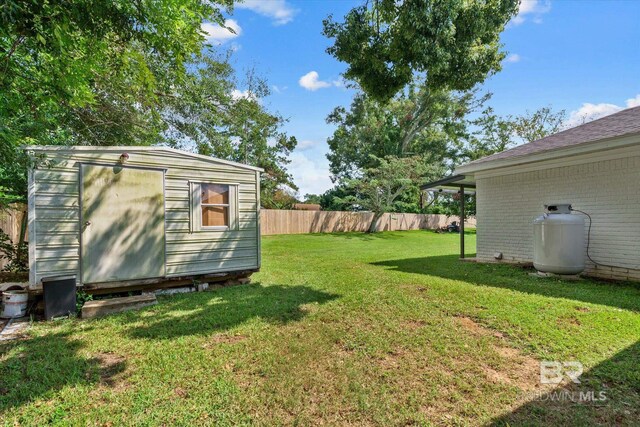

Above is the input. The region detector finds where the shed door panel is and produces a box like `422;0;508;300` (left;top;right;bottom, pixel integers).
81;164;165;284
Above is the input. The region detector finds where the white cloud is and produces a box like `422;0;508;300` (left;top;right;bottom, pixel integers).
267;137;278;148
626;94;640;108
511;0;551;25
296;140;317;150
231;89;254;100
567;103;622;127
565;94;640;128
231;89;263;105
202;19;242;44
272;85;288;94
288;151;333;196
299;71;339;91
236;0;297;25
504;53;521;63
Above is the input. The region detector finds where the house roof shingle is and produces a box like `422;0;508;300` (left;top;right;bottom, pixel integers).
461;105;640;168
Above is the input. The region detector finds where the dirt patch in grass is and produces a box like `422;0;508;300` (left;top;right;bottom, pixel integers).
484;366;515;386
91;352;127;388
378;349;407;369
174;387;189;399
207;333;247;346
456;316;489;335
456;315;505;338
557;315;582;327
299;302;320;315
404;320;427;329
455;316;541;392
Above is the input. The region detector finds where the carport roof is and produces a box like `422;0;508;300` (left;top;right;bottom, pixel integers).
420;174;476;192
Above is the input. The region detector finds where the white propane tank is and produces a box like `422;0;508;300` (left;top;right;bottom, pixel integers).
533;204;586;275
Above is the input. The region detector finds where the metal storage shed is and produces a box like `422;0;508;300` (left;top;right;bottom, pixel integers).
26;146;263;293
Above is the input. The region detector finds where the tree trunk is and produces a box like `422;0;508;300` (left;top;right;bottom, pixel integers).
367;212;384;233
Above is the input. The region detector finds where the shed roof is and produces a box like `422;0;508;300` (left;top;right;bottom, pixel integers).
459;105;640;171
25;145;264;172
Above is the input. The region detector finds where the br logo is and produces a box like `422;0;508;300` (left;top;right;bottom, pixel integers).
540;361;583;384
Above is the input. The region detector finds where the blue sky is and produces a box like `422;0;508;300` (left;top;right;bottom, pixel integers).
205;0;640;196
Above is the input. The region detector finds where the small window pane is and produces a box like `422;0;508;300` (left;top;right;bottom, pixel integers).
202;206;229;227
202;184;229;205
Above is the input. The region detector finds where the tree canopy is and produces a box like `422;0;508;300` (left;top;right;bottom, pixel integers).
324;80;567;219
460;106;566;161
323;0;520;101
326;84;484;180
335;155;437;232
0;0;296;207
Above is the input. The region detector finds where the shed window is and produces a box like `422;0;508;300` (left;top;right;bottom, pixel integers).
201;184;229;227
190;182;238;231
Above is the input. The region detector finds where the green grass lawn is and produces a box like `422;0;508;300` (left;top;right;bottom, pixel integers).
1;231;639;426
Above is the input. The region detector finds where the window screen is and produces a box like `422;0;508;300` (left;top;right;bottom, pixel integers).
201;184;229;227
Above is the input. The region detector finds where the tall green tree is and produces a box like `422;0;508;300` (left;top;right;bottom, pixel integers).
1;1;297;206
326;84;485;180
325;83;567;218
336;155;438;232
431;106;566;217
460;106;566;162
1;0;231;205
511;106;566;143
323;0;520;101
302;194;323;205
161;58;298;203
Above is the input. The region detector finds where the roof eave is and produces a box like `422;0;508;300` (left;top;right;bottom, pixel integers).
24;145;264;172
455;132;640;175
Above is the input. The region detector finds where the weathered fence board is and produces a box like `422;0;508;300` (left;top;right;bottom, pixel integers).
260;209;475;236
0;204;28;269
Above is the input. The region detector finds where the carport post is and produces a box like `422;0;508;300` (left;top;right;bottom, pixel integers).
460;185;465;259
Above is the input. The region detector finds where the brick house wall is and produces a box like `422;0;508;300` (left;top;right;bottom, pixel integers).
475;145;640;281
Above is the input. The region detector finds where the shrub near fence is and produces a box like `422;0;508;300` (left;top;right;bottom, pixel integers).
260;209;475;236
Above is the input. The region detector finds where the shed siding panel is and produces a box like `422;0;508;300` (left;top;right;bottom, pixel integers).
476;147;640;281
30;148;260;286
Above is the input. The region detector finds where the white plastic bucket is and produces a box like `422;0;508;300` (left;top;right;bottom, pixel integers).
2;290;28;319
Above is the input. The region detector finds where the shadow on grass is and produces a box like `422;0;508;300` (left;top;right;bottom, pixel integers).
373;255;640;424
491;340;640;425
309;232;407;241
125;282;338;340
305;229;476;241
371;255;640;312
0;283;334;411
0;329;125;413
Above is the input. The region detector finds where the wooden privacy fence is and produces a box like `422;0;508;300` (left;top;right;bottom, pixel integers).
0;205;476;265
0;204;27;270
260;209;476;236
